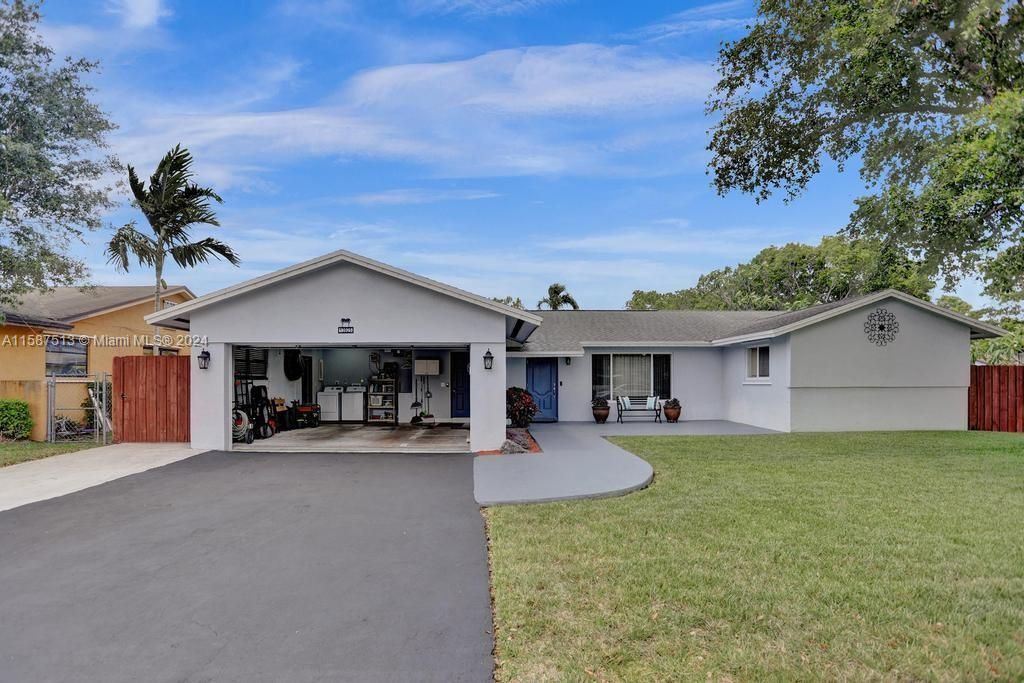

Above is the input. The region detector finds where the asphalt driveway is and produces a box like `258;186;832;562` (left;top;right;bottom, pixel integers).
0;451;493;682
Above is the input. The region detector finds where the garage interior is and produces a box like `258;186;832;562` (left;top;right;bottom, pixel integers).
231;345;472;453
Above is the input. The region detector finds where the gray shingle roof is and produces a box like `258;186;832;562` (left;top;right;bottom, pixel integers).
720;294;872;339
517;289;1005;351
518;309;782;353
4;286;191;327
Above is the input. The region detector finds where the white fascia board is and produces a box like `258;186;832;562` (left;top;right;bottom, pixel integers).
580;341;713;348
145;250;543;327
507;350;585;358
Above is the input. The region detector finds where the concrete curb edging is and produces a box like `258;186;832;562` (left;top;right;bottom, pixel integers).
473;422;657;506
476;464;653;506
473;420;775;506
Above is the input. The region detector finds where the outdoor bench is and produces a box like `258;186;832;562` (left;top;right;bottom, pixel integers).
615;396;662;423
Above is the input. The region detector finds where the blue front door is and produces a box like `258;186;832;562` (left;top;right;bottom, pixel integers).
526;358;558;422
450;351;470;418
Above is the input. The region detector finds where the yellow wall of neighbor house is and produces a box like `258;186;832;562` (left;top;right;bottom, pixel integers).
0;291;193;441
71;292;193;376
55;293;194;432
0;323;47;380
0;323;49;440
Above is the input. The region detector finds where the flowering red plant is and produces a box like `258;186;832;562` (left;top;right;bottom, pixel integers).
506;387;538;428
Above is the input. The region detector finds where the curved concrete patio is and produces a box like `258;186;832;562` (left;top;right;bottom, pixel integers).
474;420;776;506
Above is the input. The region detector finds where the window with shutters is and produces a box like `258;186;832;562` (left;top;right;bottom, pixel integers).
233;347;269;379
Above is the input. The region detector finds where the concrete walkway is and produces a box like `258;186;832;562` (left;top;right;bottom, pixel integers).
0;442;203;512
474;420;775;506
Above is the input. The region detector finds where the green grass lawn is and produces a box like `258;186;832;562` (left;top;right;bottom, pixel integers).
0;441;100;468
486;432;1024;681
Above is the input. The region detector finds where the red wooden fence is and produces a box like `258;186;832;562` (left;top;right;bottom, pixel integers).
968;365;1024;432
113;355;190;443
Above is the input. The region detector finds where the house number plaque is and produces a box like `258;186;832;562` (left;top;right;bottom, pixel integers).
338;317;355;334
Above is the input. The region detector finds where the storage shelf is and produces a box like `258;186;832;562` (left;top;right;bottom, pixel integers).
367;375;398;425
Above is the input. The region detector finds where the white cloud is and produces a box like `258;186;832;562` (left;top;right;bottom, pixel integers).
107;43;715;186
346;44;714;115
406;0;562;17
111;108;450;191
624;1;752;41
540;224;790;256
36;23;103;54
341;188;499;205
107;0;170;29
40;1;172;57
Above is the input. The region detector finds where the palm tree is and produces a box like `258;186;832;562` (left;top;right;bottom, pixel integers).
106;146;240;340
537;283;580;310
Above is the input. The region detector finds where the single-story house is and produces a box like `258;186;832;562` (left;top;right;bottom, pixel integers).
146;249;1003;453
1;286;195;439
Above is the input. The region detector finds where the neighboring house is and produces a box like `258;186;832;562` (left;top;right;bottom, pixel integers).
146;250;1003;453
0;286;195;440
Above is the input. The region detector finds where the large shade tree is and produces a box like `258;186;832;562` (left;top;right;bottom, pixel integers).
0;0;118;308
937;294;1023;364
708;0;1024;301
106;146;240;318
626;235;933;311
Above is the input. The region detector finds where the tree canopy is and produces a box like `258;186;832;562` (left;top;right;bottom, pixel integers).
708;0;1024;297
106;145;239;316
537;283;580;310
626;235;933;311
493;295;525;310
937;294;1023;364
0;0;118;307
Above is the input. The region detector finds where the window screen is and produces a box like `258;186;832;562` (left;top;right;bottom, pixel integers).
613;354;651;397
45;338;87;376
653;354;671;399
592;354;610;400
233;347;269;379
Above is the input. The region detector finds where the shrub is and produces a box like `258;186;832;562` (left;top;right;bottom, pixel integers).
592;397;609;408
0;399;34;440
664;398;681;409
506;387;538;428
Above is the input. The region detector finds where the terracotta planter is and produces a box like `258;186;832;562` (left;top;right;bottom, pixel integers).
592;406;610;424
664;405;681;423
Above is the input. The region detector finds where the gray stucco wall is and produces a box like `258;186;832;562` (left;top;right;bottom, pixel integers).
721;336;792;432
787;298;971;431
190;261;506;346
187;261;508;451
508;347;727;422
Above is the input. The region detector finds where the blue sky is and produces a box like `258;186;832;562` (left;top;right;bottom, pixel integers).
38;0;985;308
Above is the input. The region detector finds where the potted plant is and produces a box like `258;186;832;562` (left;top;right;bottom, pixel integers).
663;398;681;423
591;397;610;424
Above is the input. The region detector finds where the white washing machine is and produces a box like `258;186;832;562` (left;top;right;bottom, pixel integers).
317;386;344;422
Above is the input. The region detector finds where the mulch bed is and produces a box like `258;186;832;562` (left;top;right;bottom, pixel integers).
476;427;542;455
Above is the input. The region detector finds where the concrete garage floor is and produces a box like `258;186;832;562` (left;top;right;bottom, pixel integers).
0;451;493;682
235;422;472;453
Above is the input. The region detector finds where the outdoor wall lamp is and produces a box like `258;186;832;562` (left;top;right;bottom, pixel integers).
565;357;572;366
197;349;211;370
483;349;494;370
